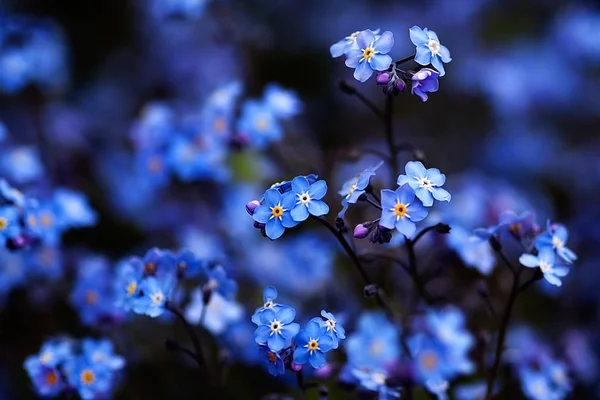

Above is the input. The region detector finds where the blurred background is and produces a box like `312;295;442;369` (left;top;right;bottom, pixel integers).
0;0;599;398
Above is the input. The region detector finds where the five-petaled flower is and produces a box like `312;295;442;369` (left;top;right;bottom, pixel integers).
519;248;570;287
380;185;429;237
293;320;334;369
252;188;298;240
316;310;346;349
290;176;329;222
252;286;283;324
409;26;452;76
535;221;577;264
330;29;380;58
133;276;174;317
254;306;300;351
345;30;394;82
259;346;285;376
397;161;451;206
411;68;440;102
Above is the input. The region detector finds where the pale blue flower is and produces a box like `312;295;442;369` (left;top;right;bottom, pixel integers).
409;26;452;76
345;30;394;82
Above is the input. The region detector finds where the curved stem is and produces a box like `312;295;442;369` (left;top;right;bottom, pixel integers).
395;55;416;65
405;238;435;305
384;94;399;179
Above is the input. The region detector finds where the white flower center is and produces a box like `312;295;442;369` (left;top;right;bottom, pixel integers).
539;260;552;273
151;291;165;305
417;177;434;191
270;319;283;334
552;236;564;249
297;191;312;206
428;39;441;54
326;319;337;332
372;372;387;386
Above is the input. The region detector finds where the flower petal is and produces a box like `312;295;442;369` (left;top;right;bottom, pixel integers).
277;306;296;324
431;187;451;202
356;30;376;50
308;200;329;216
415;45;432;65
353;61;374;82
519;254;540;268
290;204;309;222
265;218;285;239
330;39;347;58
409;26;428;46
264;188;280;207
308;180;327;199
407;201;429;222
309;350;326;369
431;56;446;77
281;322;300;339
395;217;416;237
268;333;285;351
345;50;363;68
438;45;452;63
405;161;427;178
397;185;415;205
252;205;272;223
544;273;562;287
374;31;394;54
293;347;310;364
291;176;310;194
370;54;392;71
380;210;397;230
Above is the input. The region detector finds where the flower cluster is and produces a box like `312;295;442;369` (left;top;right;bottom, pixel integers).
24;337;124;399
252;286;345;375
345;161;451;242
330;26;451;101
247;175;329;239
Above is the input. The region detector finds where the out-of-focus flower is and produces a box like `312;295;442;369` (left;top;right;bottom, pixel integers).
535;221;577;264
519;248;569;287
263;84;303;120
237;100;282;149
352;368;400;399
345;311;400;369
345;30;394;82
185;289;243;335
409;26;451;76
380;185;429;237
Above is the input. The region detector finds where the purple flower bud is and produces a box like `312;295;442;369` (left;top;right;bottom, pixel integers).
291;362;303;372
245;200;261;215
253;221;265;229
395;79;406;92
376;72;391;85
411;68;440;102
353;224;369;239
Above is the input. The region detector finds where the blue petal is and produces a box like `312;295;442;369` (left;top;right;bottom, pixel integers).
308;180;327;199
558;247;577;263
264;189;280;207
395;217;416;237
305;320;321;337
374;31;394;54
281;322;300;339
345;50;363;68
431;56;446;77
308;200;329;216
519;254;540;268
405;161;427;178
409;26;428;46
425;28;439;42
281;212;299;228
415;45;432;65
370;54;392;71
293;347;310;364
254;326;271;344
426;168;446;185
431;187;451;202
552;265;569;277
407;201;429;222
291;176;310;194
356;30;376;50
330;40;347;58
290;204;309;222
260;309;276;324
544;273;562;287
319;334;334;352
265;218;285;239
281;191;297;210
438;45;452;63
336;324;346;339
538;248;556;265
309;350;326;369
553;225;569;243
397;185;415;205
380;189;397;209
295;330;309;346
397;174;412;186
321;310;334;320
353;61;374;82
380;210;397;230
268;333;286;351
263;286;278;302
252;205;272;223
277;306;296;324
414;187;433;207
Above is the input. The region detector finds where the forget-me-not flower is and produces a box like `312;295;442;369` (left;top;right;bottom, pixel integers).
535;221;577;264
519;248;569;287
330;29;380;58
397;161;451;206
252;188;298;239
411;68;440;102
293;320;335;369
263;83;303;120
252;286;283;324
380;185;429;237
345;30;394;82
409;26;452;76
254;306;300;351
352;368;401;399
133;276;175;317
259;346;285;376
290;176;329;222
317;310;346;349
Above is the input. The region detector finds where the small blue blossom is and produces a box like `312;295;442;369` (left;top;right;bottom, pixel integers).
254;306;300;352
52;189;97;228
0;205;20;245
270;173;319;194
206;265;238;300
290;176;329;222
345;311;400;369
24;363;64;397
474;210;536;241
316;310;346;349
397;161;451;206
412;68;440;102
454;381;488;400
64;357;112;400
345;30;394;82
535;221;577;264
237;100;282;148
519;248;569;287
259;346;285;376
352;368;400;399
252;188;299;240
70;260;116;326
330;29;380;58
338;161;384;218
1;146;44;184
251;286;283;324
519;367;565;400
133;276;175;317
426;377;450;400
113;260;141;312
293;320;335;369
0;179;26;206
184;290;243;334
81;339;125;371
409;333;451;384
380;185;429;237
263;83;303;120
409;26;452;76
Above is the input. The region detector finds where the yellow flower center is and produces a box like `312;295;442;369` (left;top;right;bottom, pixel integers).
369;340;383;355
394;203;407;217
213;117;226;133
347;183;358;196
46;371;58;386
80;369;95;385
147;157;163;173
255;117;269;132
267;351;277;363
127;281;137;296
0;217;7;230
421;351;438;370
144;262;156;275
363;47;375;60
308;339;319;351
40;213;53;227
86;290;99;304
509;223;522;234
271;205;283;218
28;215;37;227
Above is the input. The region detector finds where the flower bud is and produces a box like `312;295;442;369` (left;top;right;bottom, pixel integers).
434;223;451;234
395;79;406;92
376;72;391;85
364;284;378;298
353;224;369;239
290;362;303;372
245;200;261;215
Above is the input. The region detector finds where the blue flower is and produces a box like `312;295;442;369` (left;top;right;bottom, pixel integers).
174;249;207;279
474;210;536;241
0;179;26;206
184;290;243;334
411;68;440;102
133;276;175;317
447;226;496;275
409;26;452;76
519;367;565;400
263;83;303;120
317;310;346;349
81;339;125;371
519;248;569;287
293;320;335;369
290;176;329;222
1;146;44;184
206;265;237;300
380;185;429;237
351;368;400;399
330;29;380;58
397;161;451;206
52;189;97;229
252;188;299;240
251;286;283;324
535;221;577;264
70;262;115;326
259;346;285;376
426;378;449;400
338;161;384;218
64;357;112;400
454;381;488;400
345;30;394;82
237;100;282;149
0;205;20;245
345;311;400;369
254;306;300;351
113;260;141;312
409;333;451;383
24;363;64;397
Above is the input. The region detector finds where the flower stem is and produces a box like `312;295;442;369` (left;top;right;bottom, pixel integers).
405;238;435;305
395;55;416;65
384;94;399;179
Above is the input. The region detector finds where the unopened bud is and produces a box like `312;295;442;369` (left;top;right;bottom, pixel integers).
353;224;369;239
376;72;391;85
395;79;406;92
245;200;261;215
435;223;451;234
364;284;378;298
290;362;303;372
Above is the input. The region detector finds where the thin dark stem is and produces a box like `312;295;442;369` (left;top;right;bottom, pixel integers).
358;252;410;275
412;224;439;245
384;94;399;179
353;90;385;121
296;370;306;400
405;239;435;305
165;339;202;365
485;263;523;399
364;196;382;210
395;55;416;65
165;302;210;378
